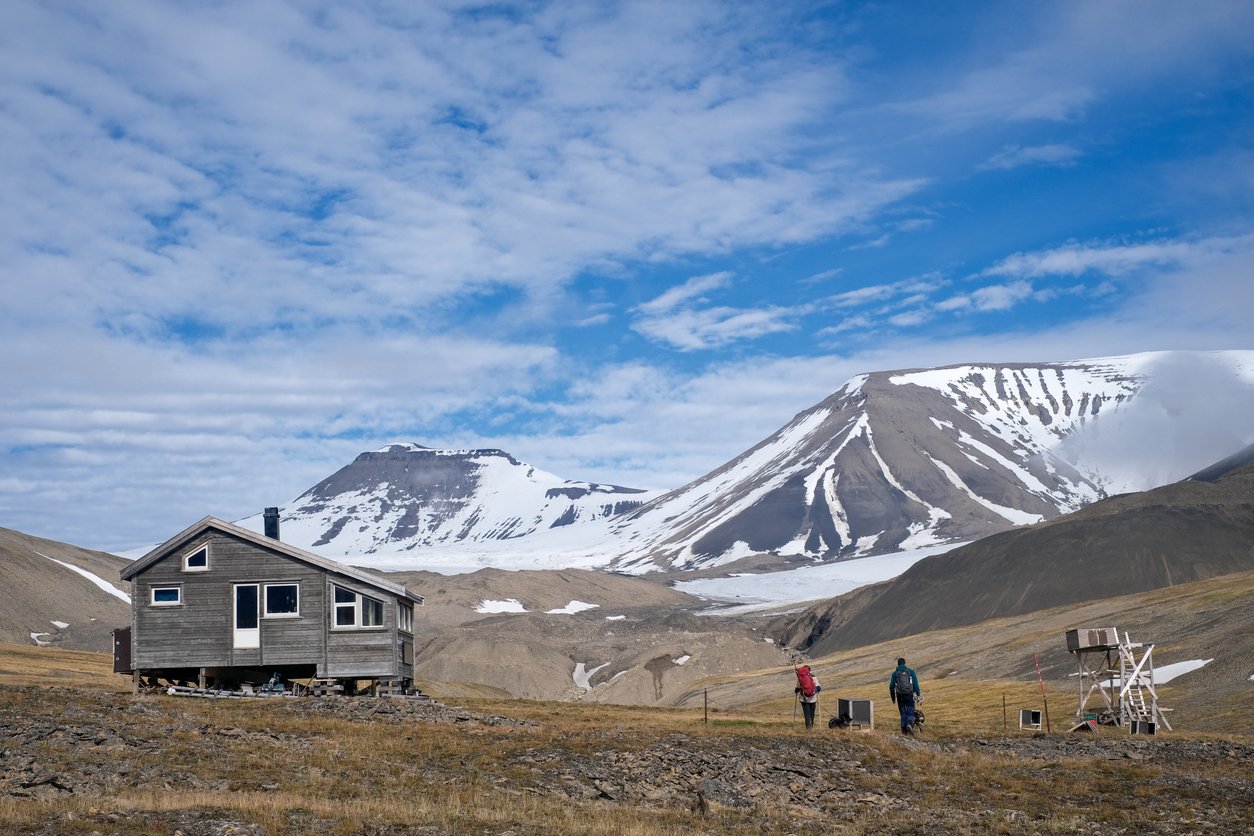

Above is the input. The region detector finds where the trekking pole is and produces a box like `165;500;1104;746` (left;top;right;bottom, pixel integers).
792;665;799;723
1034;655;1052;733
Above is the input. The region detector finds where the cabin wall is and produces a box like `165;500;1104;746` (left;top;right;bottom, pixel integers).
130;529;414;682
131;531;326;672
323;576;406;678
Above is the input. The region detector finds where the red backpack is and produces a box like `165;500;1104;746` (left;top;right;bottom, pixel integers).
796;665;817;698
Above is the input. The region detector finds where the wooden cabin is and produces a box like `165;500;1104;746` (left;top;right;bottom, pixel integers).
117;512;423;693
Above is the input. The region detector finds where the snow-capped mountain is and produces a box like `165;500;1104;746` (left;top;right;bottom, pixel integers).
241;443;658;554
601;350;1254;572
241;350;1254;574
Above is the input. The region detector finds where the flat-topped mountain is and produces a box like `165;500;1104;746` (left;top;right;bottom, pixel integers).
241;443;657;554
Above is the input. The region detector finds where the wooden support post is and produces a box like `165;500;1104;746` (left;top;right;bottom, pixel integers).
198;668;206;689
132;669;140;695
704;689;708;725
1003;694;1007;732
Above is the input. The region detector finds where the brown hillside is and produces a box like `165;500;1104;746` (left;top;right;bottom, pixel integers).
0;528;132;652
696;569;1254;737
781;462;1254;656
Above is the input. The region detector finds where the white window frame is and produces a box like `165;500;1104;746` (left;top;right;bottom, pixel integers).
263;582;300;618
182;545;209;573
331;584;386;630
150;585;182;606
398;602;413;634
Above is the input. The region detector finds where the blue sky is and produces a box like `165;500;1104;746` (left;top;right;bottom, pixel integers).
2;1;1252;551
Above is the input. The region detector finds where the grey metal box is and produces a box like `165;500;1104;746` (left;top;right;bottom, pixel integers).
837;698;874;727
1130;720;1156;735
1066;627;1119;652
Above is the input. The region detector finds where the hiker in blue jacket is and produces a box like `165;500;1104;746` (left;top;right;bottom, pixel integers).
889;657;921;735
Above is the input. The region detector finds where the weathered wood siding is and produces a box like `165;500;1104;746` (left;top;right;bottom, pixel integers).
132;531;326;671
324;575;401;678
131;530;414;680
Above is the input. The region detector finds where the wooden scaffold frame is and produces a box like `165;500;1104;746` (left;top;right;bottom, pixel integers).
1067;627;1172;733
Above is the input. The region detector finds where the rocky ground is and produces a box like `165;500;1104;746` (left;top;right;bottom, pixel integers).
2;685;1252;834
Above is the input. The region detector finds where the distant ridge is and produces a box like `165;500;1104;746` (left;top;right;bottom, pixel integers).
777;456;1254;656
1189;441;1254;483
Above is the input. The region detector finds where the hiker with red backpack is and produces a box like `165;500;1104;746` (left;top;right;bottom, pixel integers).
889;657;921;735
794;665;821;729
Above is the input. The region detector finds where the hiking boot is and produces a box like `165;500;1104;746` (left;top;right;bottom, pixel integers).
903;725;913;735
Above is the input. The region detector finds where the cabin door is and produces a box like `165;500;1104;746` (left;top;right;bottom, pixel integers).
233;584;260;649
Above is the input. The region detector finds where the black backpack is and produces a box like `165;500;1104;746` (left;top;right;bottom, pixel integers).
893;668;913;696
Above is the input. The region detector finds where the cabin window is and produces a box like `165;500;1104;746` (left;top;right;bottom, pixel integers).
183;546;209;572
264;583;300;617
398;603;414;634
332;584;385;629
151;586;182;606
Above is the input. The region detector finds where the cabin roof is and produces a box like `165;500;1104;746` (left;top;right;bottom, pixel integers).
119;516;424;605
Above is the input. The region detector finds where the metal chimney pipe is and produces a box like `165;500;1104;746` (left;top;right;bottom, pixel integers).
263;507;281;540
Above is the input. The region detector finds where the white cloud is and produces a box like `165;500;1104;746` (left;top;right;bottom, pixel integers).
896;3;1254;129
981;143;1082;170
888;309;932;327
971;281;1035;311
983;240;1198;279
983;235;1248;284
636;272;734;315
632;304;805;351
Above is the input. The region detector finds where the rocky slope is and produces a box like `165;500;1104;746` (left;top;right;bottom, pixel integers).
3;680;1249;834
774;457;1254;656
0;528;131;651
409;607;787;704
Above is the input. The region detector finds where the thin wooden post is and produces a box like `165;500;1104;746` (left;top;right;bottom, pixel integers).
132;669;140;695
704;689;708;725
1003;693;1007;732
1034;655;1051;733
198;668;206;689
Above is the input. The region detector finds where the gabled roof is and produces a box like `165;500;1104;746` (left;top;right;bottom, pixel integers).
120;516;424;605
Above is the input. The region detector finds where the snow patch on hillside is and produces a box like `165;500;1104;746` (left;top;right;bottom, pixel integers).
1154;659;1212;684
38;553;131;603
546;600;598;615
573;662;609;691
475;598;527;614
927;454;1044;525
